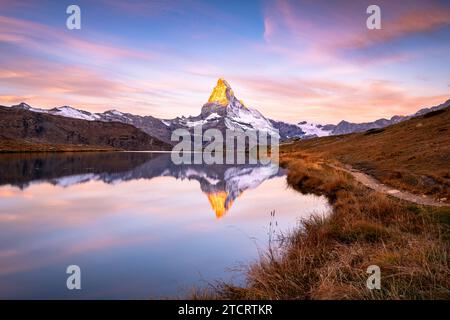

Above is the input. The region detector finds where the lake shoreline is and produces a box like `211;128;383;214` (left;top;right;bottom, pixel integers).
1;151;326;298
0;141;121;153
192;149;450;299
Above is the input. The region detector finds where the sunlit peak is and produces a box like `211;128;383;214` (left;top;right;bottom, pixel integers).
208;78;233;106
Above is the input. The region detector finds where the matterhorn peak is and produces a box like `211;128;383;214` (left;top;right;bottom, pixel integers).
207;78;236;106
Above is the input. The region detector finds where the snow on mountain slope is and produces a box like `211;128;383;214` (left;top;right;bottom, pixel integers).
297;121;332;137
204;79;280;138
183;112;221;127
11;103;100;121
226;100;279;137
10;103;173;143
48;106;101;121
11;102;43;113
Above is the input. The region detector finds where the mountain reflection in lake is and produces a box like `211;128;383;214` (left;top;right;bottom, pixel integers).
0;152;330;299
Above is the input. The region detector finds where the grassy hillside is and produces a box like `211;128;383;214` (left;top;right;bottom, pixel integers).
282;107;450;202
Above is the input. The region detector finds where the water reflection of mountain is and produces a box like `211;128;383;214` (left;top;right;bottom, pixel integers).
0;152;284;218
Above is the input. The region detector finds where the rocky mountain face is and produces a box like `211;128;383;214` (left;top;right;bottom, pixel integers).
0;106;172;151
10;103;173;144
269;119;306;140
329;116;403;135
163;79;280;143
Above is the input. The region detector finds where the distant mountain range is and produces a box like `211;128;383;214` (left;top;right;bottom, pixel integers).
7;79;279;144
271;98;450;139
320;98;450;136
1;79;449;149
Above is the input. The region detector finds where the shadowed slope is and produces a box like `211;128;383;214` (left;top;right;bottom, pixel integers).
0;106;172;152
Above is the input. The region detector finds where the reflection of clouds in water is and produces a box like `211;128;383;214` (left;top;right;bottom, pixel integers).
0;152;330;298
0;232;158;276
0;189;16;197
0;152;284;218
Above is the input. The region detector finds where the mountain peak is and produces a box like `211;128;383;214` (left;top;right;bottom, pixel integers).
104;109;123;116
13;102;32;110
207;78;235;106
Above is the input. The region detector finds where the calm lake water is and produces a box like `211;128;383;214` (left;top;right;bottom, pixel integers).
0;152;330;299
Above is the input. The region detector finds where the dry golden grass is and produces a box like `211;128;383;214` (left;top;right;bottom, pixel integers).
193;152;450;300
282;107;450;202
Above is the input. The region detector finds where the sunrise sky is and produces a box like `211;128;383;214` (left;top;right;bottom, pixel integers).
0;0;449;124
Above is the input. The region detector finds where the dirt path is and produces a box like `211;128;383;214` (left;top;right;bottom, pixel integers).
329;164;448;207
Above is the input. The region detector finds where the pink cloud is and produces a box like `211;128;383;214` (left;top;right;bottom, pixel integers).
263;16;276;43
262;0;450;64
0;58;134;98
341;6;450;50
231;75;449;123
0;2;448;124
235;76;354;100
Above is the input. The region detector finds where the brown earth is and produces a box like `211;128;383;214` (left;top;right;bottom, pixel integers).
281;107;450;203
0;106;172;152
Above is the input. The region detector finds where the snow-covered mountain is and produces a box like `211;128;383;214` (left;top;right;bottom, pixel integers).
297;121;333;137
11;103;102;121
272;98;450;139
165;78;280;140
269;120;333;139
8;83;450;142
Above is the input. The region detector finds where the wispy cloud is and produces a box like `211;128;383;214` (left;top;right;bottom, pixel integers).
0;1;448;123
0;57;134;97
262;0;450;64
0;15;155;61
232;75;449;123
340;5;450;50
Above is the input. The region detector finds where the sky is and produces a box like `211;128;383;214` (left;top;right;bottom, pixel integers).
0;0;449;124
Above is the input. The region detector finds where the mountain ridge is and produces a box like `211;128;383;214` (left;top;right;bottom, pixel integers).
4;79;450;141
0;105;172;151
327;98;450;135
